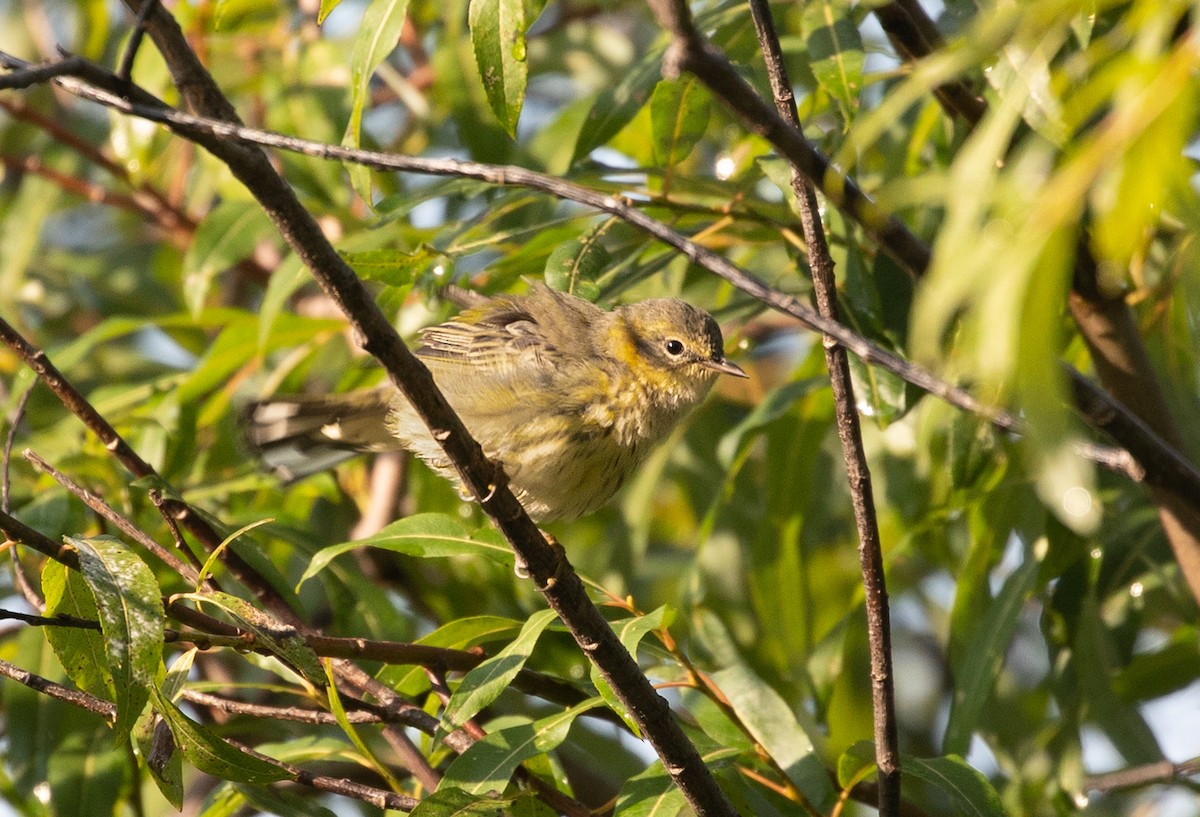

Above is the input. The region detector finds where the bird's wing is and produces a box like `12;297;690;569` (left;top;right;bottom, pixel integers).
416;286;604;385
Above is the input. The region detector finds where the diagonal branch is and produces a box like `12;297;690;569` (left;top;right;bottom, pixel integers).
80;4;742;812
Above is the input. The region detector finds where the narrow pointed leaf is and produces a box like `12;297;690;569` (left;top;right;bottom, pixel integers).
650;78;711;167
342;0;411;202
67;535;164;742
440;609;558;736
151;686;291;785
299;513;514;586
42;560;111;699
468;0;528;137
178;591;326;687
441;699;602;794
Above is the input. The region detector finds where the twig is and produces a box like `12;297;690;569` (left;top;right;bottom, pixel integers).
0;656;420;811
0;56;91;89
0;507;80;569
1084;756;1200;793
0;655;115;718
116;0;157;81
747;2;899;813
0;608;102;630
870;1;986;125
24;450;205;586
2;379;34;515
0;314;302;623
1;381;42;609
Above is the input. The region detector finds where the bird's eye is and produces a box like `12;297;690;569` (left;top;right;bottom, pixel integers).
664;339;685;356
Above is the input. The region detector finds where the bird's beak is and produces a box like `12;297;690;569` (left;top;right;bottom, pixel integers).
703;357;749;378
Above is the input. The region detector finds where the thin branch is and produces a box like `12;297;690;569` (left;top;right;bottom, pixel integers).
747;2;899;813
165;598;623;724
0;55;91;89
0;656;115;718
0;608;102;630
24;450;205;586
0;314;301;623
2;378;34;512
116;0;157;81
0;656;421;811
1084;756;1200;793
0;507;80;569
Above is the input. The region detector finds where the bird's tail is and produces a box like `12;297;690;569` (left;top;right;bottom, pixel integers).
244;389;398;481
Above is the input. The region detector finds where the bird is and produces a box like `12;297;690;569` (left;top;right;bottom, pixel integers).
246;282;747;521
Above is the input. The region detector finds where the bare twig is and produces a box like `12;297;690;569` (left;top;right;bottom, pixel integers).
747;2;899;813
0;314;301;622
0;507;80;569
0;656;421;811
116;0;157;81
1084;756;1200;793
24;450;205;586
870;1;987;125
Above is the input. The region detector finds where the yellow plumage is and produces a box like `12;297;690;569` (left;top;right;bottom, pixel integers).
248;283;745;520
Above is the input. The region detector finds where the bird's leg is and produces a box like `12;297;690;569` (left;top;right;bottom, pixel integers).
512;530;567;589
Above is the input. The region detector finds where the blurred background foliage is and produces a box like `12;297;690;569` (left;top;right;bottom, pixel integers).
0;0;1198;815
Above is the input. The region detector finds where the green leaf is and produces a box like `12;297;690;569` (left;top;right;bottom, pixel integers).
66;535;164;742
150;686;291;785
615;747;740;817
410;787;516;817
136;713;184;809
440;609;558;736
842;744;1005;817
543;237;608;301
317;0;342;24
136;651;193;809
42;560;112;699
468;0;530;137
323;661;404;790
571;55;662;162
649;78;711;168
802;0;863;119
709;663;820;791
182;201;274;317
716;377;825;467
298;513;514;587
342;0;412;203
257;256;309;350
342;246;434;286
177;592;326;688
943;539;1043;755
904;755;1006;817
440;699;602;794
47;723;125;817
615;762;686;817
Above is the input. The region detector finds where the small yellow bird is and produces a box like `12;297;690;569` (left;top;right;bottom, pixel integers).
247;283;746;521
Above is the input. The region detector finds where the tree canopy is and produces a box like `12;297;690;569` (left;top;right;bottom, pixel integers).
0;1;1198;816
